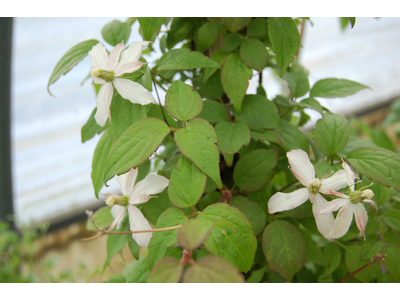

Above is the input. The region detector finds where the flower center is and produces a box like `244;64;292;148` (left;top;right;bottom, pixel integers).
308;178;322;194
91;68;115;82
105;195;129;207
349;189;374;204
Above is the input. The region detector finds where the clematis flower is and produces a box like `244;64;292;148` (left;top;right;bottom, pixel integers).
89;41;155;126
104;168;169;247
318;160;376;240
268;149;348;238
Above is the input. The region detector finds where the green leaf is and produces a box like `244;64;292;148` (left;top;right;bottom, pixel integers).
383;245;400;282
183;256;245;283
247;18;268;38
126;257;151;283
166;17;196;49
345;245;374;282
236;201;266;235
101;20;131;46
232;94;280;132
165;80;203;122
283;60;309;98
197;100;228;123
276;119;309;153
361;236;384;261
47;39;99;95
382;210;400;230
310;78;369;98
221;33;243;53
147;103;179;128
268;17;299;76
247;266;267;283
177;218;214;250
312;113;350;156
197;203;257;272
300;229;328;267
298;98;323;115
221;52;252;113
138;17;166;41
141;190;174;225
91;130;113;198
384;230;400;245
369;128;396;152
105;217;130;267
147;257;183;283
168;156;207;208
323;243;341;275
81;108;105;143
220;17;251;33
348;17;356;28
240;39;267;71
196;22;218;52
347;147;400;192
174;118;222;188
147;208;188;268
250;129;282;146
128;239;140;260
86;206;113;231
247;186;271;212
361;177;391;206
262;220;306;281
158;48;220;70
104;118;170;183
339;136;377;157
107;94;149;141
198;70;224;100
233;149;278;192
215;121;251;156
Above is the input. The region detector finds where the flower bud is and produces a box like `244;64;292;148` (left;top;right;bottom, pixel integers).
349;189;374;204
105;195;129;207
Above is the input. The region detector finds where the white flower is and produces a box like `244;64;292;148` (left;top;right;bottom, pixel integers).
105;168;169;247
268;149;348;238
318;160;376;240
89;41;155;126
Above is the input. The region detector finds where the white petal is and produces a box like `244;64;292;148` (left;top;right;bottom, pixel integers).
127;205;153;247
320;170;348;193
318;197;349;215
268;188;310;214
114;61;146;77
353;203;368;236
116;168;138;196
287;149;315;186
342;160;356;187
94;82;113;127
93;77;105;84
313;193;335;238
325;203;354;240
113;78;155;105
108;42;125;70
88;43;109;69
118;41;151;65
363;199;377;208
131;174;169;197
129;194;153;205
109;205;126;231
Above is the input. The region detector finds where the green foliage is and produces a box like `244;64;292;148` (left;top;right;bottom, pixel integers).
138;17;166;42
158;48;220;70
310;78;369;98
81;108;104;143
147;257;183;283
240;39;267;71
196;22;218;52
101;20;131;46
220;17;251;33
177;218;214;250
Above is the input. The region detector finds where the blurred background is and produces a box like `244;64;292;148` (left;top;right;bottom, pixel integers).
1;17;400;282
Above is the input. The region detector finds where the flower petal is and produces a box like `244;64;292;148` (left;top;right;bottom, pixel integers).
108;42;125;70
325;203;354;240
118;41;151;65
313;193;335;238
88;43;109;69
94;82;113;127
363;199;377;208
129;194;153;205
353;203;368;236
318;197;349;215
342;160;356;187
320;170;348;193
114;61;146;77
127;205;153;247
109;205;126;231
287;149;315;186
94;77;105;85
113;78;155;105
268;188;310;214
117;168;138;196
131;174;169;197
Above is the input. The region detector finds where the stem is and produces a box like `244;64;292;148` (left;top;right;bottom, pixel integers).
331;155;334;165
336;253;386;283
296;18;306;60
